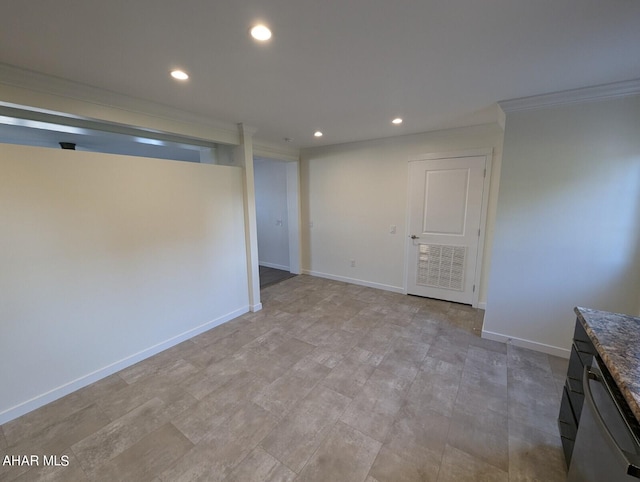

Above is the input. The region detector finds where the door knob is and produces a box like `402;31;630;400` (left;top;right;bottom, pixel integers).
410;235;420;239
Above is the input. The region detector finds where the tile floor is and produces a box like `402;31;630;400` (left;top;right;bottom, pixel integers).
0;275;569;481
259;266;297;289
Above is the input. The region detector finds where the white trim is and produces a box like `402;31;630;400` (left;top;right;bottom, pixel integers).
481;329;571;359
478;301;487;310
0;306;249;425
250;303;263;312
408;147;493;163
499;78;640;113
286;161;301;275
259;262;290;271
302;270;404;294
473;152;493;308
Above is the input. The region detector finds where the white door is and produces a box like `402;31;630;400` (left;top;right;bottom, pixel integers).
406;155;487;305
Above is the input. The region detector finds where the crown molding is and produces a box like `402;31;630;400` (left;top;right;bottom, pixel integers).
0;63;239;145
499;78;640;113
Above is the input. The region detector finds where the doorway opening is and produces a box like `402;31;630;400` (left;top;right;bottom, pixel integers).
254;157;300;290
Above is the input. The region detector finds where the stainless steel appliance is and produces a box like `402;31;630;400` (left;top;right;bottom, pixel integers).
568;358;640;481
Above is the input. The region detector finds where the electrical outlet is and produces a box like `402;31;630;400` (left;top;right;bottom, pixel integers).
350;259;356;268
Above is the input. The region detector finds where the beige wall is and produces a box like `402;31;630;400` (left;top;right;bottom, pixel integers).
300;123;504;303
0;144;249;423
484;95;640;356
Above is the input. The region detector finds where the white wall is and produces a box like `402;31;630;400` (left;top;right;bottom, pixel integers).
300;123;504;300
255;158;290;270
483;95;640;356
0;144;249;423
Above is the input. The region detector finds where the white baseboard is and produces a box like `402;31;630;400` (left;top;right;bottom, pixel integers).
0;306;249;425
250;303;263;312
477;302;487;310
481;329;571;359
259;262;290;271
302;270;404;294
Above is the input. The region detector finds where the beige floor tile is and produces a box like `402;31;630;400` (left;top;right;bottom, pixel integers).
467;333;508;355
385;405;450;465
10;452;89;482
368;444;442;482
72;373;129;407
183;355;246;400
454;345;508;415
1;276;571;482
225;447;296;482
321;351;379;399
171;397;233;445
356;324;399;354
297;421;381;482
447;406;509;472
246;337;316;382
173;371;269;443
97;375;198;422
160;401;278;482
507;344;552;372
437;444;508;482
94;423;193;481
508;419;567;482
425;334;468;367
289;355;333;381
342;312;385;334
377;353;421;381
23;403;110;455
307;345;345;369
253;371;322;418
71;397;169;475
2;390;94;447
340;368;411;442
407;357;462;417
507;366;560;436
260;385;351;473
242;326;293;353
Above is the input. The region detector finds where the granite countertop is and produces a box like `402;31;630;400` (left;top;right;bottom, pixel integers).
575;306;640;421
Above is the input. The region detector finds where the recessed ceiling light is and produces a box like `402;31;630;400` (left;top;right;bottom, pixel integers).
392;118;403;125
170;70;189;81
250;24;272;41
314;131;323;137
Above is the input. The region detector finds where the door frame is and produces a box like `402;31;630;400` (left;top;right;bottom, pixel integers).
403;148;493;307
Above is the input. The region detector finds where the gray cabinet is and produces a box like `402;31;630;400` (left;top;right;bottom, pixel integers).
558;318;596;466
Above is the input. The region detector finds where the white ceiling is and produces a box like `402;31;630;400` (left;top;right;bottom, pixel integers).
1;0;639;149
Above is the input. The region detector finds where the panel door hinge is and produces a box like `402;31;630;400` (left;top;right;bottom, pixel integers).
473;284;476;293
483;168;486;177
478;228;481;237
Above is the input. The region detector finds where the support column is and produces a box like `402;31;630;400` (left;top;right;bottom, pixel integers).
237;123;262;311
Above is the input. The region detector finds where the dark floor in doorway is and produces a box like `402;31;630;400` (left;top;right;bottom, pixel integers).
259;265;297;289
